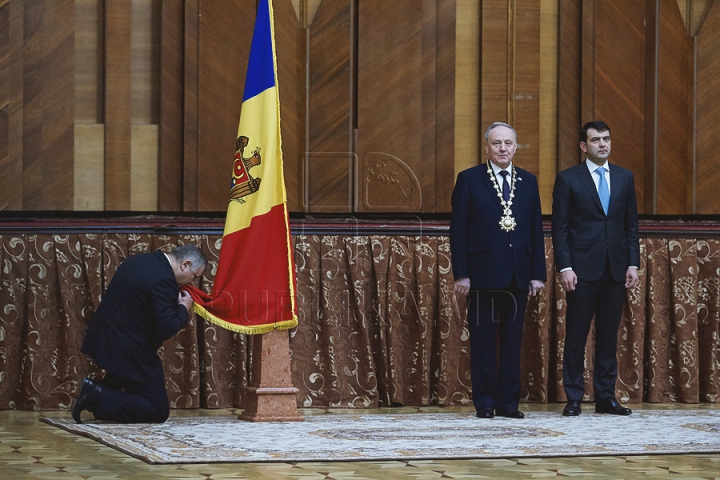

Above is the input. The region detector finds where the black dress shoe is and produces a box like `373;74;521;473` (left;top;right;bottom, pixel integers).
496;410;525;419
71;378;102;424
476;408;494;418
595;398;632;415
562;400;581;416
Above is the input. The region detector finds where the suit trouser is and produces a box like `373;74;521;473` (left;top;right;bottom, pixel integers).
467;284;528;413
94;373;170;423
563;261;626;402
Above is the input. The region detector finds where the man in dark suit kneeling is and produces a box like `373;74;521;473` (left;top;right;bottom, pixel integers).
72;244;207;423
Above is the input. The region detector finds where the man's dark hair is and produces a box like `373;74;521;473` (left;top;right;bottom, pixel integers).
170;244;208;269
580;121;611;143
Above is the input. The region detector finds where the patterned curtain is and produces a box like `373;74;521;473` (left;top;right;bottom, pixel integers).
0;233;718;411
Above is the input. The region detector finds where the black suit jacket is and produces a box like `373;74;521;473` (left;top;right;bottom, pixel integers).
450;162;546;289
551;161;640;282
81;250;189;383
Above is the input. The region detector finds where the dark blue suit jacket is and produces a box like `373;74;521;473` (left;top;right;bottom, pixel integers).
81;250;189;384
450;162;546;290
551;161;640;282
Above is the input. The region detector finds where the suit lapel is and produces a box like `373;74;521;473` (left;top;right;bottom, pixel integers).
578;164;605;214
481;162;504;212
607;163;619;214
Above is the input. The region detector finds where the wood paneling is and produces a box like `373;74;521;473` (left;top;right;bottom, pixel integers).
2;0;720;214
74;0;103;124
131;124;158;210
305;0;353;212
557;0;582;172
159;0;184;210
454;0;480;178
182;0;199;211
23;0;75;210
435;0;455;213
479;0;541;175
130;0;160;125
654;0;692;214
357;0;426;211
196;0;254;211
105;0;132;210
1;0;23;211
591;0;646;210
74;124;105;210
696;0;720;214
511;0;540;178
274;0;304;212
539;0;558;213
480;0;510;128
357;0;454;212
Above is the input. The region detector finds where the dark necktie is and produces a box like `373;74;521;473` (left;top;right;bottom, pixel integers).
499;170;510;202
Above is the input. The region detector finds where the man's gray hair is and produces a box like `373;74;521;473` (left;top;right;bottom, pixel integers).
170;244;208;269
484;122;518;142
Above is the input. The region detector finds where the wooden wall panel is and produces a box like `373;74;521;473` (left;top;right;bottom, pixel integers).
478;1;542;208
591;0;646;211
131;124;158;210
105;0;132;210
274;0;304;212
454;0;480;178
305;0;353;212
23;0;75;210
1;0;23;211
0;0;10;211
538;0;558;213
195;0;254;211
557;0;581;172
654;0;692;214
74;124;105;210
480;0;510;129
435;0;456;213
74;0;103;124
182;0;199;211
356;0;454;212
511;0;540;178
159;0;184;210
695;0;720;214
130;0;160;125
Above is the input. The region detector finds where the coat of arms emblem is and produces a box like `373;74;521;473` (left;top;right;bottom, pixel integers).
230;135;262;202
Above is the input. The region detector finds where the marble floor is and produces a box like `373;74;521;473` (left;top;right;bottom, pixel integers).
1;403;719;479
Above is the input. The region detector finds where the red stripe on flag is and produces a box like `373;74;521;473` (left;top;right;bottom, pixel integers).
189;204;296;328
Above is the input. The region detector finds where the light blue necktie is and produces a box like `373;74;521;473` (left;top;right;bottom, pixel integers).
596;167;609;214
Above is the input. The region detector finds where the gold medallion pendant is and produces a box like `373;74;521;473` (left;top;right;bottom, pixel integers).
499;213;517;232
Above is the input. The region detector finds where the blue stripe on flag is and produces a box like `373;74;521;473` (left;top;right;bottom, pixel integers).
242;0;276;102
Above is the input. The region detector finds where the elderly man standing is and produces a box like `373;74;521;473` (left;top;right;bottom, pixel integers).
450;122;546;419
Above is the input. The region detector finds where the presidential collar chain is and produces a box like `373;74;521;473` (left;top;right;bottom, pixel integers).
487;161;517;232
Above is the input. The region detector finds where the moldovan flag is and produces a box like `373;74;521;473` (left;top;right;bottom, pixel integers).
185;0;298;334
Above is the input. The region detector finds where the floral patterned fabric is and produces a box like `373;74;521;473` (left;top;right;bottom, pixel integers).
0;233;718;411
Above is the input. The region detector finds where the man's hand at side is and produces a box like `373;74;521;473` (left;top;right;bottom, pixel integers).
560;269;577;292
454;277;471;296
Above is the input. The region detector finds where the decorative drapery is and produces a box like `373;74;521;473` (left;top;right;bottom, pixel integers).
0;224;718;411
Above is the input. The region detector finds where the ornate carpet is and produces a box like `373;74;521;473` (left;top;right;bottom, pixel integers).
41;410;720;464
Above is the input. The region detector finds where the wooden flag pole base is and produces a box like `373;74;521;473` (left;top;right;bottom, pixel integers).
238;329;304;422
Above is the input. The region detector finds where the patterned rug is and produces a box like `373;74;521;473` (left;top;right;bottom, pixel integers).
41;410;720;464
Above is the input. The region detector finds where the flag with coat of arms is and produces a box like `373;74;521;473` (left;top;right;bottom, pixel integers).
185;0;298;334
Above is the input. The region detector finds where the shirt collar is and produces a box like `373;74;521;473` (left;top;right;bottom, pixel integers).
585;159;609;174
488;161;513;176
